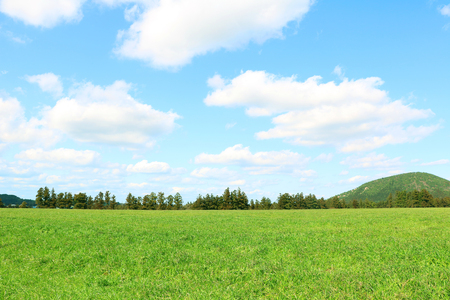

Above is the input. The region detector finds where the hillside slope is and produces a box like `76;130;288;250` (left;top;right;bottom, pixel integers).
0;194;35;206
336;172;450;203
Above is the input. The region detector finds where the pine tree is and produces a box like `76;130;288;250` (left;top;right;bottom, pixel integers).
223;188;231;210
109;195;118;209
43;187;50;208
49;188;57;208
35;187;44;208
19;201;28;208
105;191;111;209
420;189;433;207
86;196;93;209
126;193;134;210
157;192;166;210
74;193;87;209
387;193;393;208
56;193;64;208
352;199;359;209
94;191;105;209
174;192;183;210
167;195;174;210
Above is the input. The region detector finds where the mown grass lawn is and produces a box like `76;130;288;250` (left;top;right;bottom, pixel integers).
1;208;450;299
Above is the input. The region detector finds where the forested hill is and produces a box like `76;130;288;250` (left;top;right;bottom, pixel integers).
0;194;35;206
336;172;450;203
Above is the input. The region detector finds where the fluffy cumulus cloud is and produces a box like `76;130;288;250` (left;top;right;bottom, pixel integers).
115;0;313;68
195;144;310;175
25;73;63;97
44;80;180;146
341;152;402;170
205;71;438;152
15;148;100;165
127;160;171;173
191;167;237;179
441;4;450;16
0;0;85;28
195;144;309;166
0;96;57;147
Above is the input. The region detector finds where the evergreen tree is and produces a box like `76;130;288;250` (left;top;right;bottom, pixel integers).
126;193;134;210
105;191;111;209
19;201;28;208
0;197;4;208
56;192;65;208
331;196;340;209
306;194;319;209
420;189;433;207
109;195;118;209
157;192;166;210
174;192;183;210
167;195;174;210
149;192;158;210
387;193;393;208
49;188;57;208
66;193;74;209
93;191;105;209
142;195;150;210
43;187;51;208
352;199;359;209
35;187;44;208
223;188;231;210
73;193;87;209
87;196;93;209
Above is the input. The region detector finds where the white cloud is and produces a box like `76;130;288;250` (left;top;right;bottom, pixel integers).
127;182;150;188
348;175;368;183
115;0;313;68
225;122;236;130
127;160;171;173
15;148;100;165
340;170;349;175
441;4;450;16
314;153;333;163
339;175;368;184
229;179;246;186
421;159;449;166
195;144;309;166
44;80;180;146
333;65;344;78
0;0;85;28
25;73;63;97
205;71;437;152
191;167;237;179
0;96;57;146
341;152;402;169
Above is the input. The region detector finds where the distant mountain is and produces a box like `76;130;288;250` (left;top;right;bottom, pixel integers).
336;172;450;203
0;194;35;207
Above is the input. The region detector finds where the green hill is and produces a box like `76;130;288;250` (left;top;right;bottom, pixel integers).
336;172;450;203
0;194;35;207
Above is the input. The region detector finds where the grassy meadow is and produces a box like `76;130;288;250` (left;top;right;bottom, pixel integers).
1;209;450;299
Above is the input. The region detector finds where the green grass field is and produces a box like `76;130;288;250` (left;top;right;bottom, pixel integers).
1;209;450;299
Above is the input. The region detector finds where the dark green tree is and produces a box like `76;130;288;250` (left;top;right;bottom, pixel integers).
0;197;4;208
174;192;183;210
74;193;87;209
19;201;28;208
157;192;166;210
35;187;44;208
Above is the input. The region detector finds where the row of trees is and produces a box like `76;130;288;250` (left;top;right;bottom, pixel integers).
33;187;184;210
189;188;450;210
35;187;119;209
2;187;449;210
124;192;183;210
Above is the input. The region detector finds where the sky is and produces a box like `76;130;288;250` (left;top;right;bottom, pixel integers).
0;0;449;202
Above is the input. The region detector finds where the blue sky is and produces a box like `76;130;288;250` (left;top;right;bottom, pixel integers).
0;0;449;202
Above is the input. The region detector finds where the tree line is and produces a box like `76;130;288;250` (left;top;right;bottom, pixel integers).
1;186;450;210
31;187;184;210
